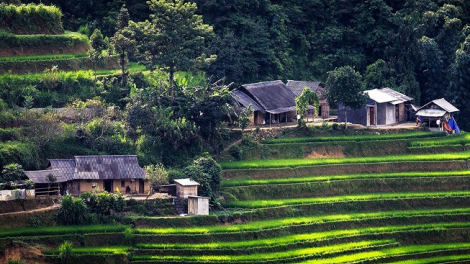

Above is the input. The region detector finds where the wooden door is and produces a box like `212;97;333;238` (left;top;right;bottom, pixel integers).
369;107;375;125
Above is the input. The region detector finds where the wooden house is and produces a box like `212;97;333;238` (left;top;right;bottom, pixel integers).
188;196;209;215
26;155;151;196
174;178;199;199
416;98;460;132
231;80;307;125
23;169;67;196
338;88;413;126
286;80;330;118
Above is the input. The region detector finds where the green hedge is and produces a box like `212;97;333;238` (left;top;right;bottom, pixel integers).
0;31;88;49
0;3;63;35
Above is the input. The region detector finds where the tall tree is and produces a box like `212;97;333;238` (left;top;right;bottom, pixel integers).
132;0;215;101
325;66;367;128
111;4;135;88
89;29;106;93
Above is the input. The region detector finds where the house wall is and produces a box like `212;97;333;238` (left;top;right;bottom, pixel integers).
377;103;387;125
337;104;367;126
398;103;406;122
176;185;198;199
188;196;209;215
385;103;396;124
79;180;104;193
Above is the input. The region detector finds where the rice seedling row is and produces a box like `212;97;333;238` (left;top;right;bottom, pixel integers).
261;132;444;144
294;242;470;264
0;224;127;238
0;53;88;62
409;133;470;148
222;170;470;187
384;254;470;264
221;151;470;170
133;222;470;254
135;207;470;235
224;191;470;208
131;240;396;263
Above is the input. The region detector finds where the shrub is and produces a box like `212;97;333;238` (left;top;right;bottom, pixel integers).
58;241;74;264
55;195;89;225
184;154;222;198
144;163;169;191
229;145;243;161
1;163;25;182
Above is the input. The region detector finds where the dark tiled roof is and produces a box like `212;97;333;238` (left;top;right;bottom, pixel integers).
24;169;67;183
418;98;459;113
231;89;264;112
286;80;325;98
49;159;75;181
235;80;297;114
73;155;145;180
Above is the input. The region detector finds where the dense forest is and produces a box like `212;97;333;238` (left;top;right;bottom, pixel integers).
2;0;470;171
19;0;470;125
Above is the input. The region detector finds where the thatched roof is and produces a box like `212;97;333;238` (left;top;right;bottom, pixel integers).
24;169;67;184
231;89;264;112
233;80;297;114
286;80;325;98
73;155;145;180
49;159;76;181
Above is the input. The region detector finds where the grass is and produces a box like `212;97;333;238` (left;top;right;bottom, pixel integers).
132;240;396;262
44;246;131;255
224;191;470;208
220;151;470;169
0;225;127;238
0;53;88;62
135;222;470;252
296;242;470;264
384;254;470;264
135;207;470;235
409;133;470;147
222;170;470;187
262;131;444;144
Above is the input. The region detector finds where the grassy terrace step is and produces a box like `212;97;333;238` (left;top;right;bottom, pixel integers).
409;133;470;148
134;222;470;253
222;160;467;180
220;151;470;170
222;176;470;201
224;191;470;208
0;225;127;238
131;240;397;263
295;242;470;264
0;52;88;62
222;170;470;187
385;254;470;264
261;132;445;144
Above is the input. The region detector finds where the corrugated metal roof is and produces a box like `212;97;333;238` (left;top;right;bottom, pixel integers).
49;159;75;181
418;98;459;113
24;169;67;183
286;80;325;98
365;88;413;104
174;178;200;186
73;155;145;180
416;109;447;117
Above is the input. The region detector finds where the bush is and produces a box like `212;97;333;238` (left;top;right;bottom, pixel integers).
229;145;243;161
55;195;89;225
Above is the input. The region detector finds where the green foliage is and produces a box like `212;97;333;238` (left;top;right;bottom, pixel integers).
144;164;169;190
0;31;88;49
184;154;222;198
1;163;25;183
0;142;39;171
55;195;89;225
325;66;367;111
58;241;73;264
80;190;125;215
0;3;63;34
296;87;320;126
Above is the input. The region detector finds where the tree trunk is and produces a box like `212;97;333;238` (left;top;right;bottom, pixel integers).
169;67;175;104
120;52;128;88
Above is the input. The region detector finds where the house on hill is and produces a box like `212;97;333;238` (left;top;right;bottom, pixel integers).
338;88;413;126
416;98;460;132
231;80;310;125
25;155;150;196
286;80;330;118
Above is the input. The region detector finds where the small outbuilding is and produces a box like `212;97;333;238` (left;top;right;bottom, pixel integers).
416;98;460;132
286;80;330;118
23;169;67;196
188;195;209;215
338;87;413;126
174;178;200;199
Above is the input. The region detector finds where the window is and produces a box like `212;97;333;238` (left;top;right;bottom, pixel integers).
121;181;125;187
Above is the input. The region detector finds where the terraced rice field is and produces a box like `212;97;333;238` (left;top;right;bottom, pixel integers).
3;130;470;263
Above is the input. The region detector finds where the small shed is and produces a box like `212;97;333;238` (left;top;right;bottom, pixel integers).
188;196;209;215
416;98;460;132
174;178;199;199
286;80;330;118
24;169;67;196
